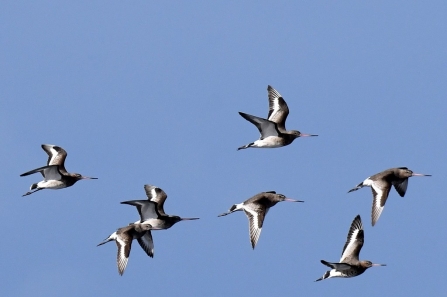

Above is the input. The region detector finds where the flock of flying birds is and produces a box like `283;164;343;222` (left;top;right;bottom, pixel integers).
20;86;431;279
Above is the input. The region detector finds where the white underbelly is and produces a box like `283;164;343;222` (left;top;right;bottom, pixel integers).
253;137;283;148
37;180;66;189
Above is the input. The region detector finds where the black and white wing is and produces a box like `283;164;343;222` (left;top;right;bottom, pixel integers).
115;232;132;276
41;144;68;174
144;184;168;215
267;85;289;132
340;215;364;264
370;180;392;226
243;205;268;249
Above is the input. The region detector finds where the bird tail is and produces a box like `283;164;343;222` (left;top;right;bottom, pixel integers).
237;143;253;150
315;270;331;282
97;237;113;246
347;182;363;193
218;203;243;217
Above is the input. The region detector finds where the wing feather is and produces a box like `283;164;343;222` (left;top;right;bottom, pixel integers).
115;233;132;276
243;206;268;249
239;112;280;139
267;85;289;132
41;144;68;174
137;231;154;258
393;179;408;197
144;185;168;215
340;215;364;263
371;182;391;226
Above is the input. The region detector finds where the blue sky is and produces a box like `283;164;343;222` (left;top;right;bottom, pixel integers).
1;1;446;296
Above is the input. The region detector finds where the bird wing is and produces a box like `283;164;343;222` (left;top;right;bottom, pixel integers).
393;178;408;197
115;232;132;276
267;85;289;132
243;205;268;249
144;184;168;215
340;215;364;263
371;180;391;226
321;260;353;271
20;165;62;181
41;144;68;174
137;231;154;258
239;112;280;139
120;200;160;222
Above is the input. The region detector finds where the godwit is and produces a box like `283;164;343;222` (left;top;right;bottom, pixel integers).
348;167;431;226
218;191;303;249
97;222;154;275
20;144;97;196
121;184;199;230
237;85;317;150
315;215;385;281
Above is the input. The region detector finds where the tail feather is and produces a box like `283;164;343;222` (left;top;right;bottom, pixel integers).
237;143;253;150
348;182;363;193
315;270;330;282
22;187;42;197
97;237;113;246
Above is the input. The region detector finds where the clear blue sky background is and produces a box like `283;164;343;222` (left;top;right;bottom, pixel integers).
1;1;446;296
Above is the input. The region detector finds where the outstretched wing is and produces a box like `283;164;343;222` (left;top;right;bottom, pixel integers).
340;215;364;264
41;144;68;174
371;181;392;226
267;85;289;132
321;260;353;271
239;112;280;139
20;165;62;181
393;178;408;197
120;200;160;222
243;205;268;249
144;184;168;215
137;231;154;258
115;232;132;276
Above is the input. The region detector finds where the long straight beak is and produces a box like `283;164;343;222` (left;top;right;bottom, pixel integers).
82;176;98;179
372;263;386;266
181;217;200;221
284;198;304;202
300;133;318;137
412;173;431;177
218;212;231;217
